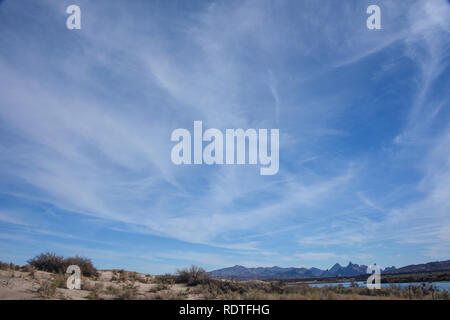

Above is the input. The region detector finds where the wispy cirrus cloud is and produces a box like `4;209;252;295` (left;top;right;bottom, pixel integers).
0;0;449;272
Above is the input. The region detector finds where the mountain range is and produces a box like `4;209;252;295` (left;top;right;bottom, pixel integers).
210;260;450;280
209;262;392;280
386;260;450;274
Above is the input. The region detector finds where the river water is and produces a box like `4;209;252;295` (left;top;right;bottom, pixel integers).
306;281;450;291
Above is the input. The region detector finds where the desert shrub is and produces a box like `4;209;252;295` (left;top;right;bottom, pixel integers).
176;265;211;286
118;283;138;300
94;282;104;292
436;290;449;300
81;280;95;291
325;289;337;300
64;256;97;277
128;272;138;281
111;270;120;282
194;279;266;299
154;273;176;285
106;285;121;296
136;274;148;284
153;291;187;300
21;265;33;272
87;291;97;300
149;283;169;293
242;289;271;300
87;283;104;300
28;253;65;274
0;261;9;270
267;281;284;294
38;280;57;298
28;253;97;277
118;269;128;282
53;274;67;288
29;269;37;279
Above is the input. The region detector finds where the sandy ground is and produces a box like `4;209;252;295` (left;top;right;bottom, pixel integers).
0;269;198;300
3;268;440;300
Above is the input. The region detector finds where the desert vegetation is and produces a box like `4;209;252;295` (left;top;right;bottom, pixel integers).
27;253;97;277
151;264;450;300
0;257;449;300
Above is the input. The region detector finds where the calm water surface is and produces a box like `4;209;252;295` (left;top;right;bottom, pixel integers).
306;281;450;291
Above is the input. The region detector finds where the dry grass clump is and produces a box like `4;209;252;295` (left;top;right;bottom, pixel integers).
117;283;138;300
106;285;121;296
86;283;104;300
114;269;148;283
127;271;147;283
148;283;169;293
136;274;149;284
0;261;9;270
117;269;130;282
153;273;176;285
53;274;67;288
37;280;57;298
34;273;70;298
111;270;119;282
0;261;29;271
21;265;34;273
152;291;187;300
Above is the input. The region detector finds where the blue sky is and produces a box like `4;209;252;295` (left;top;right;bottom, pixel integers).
0;0;449;274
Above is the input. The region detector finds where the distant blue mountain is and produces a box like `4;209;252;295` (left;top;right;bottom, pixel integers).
209;261;396;280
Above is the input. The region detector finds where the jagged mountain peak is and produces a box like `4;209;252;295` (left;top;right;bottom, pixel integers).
329;263;342;272
210;261;369;280
208;259;449;281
